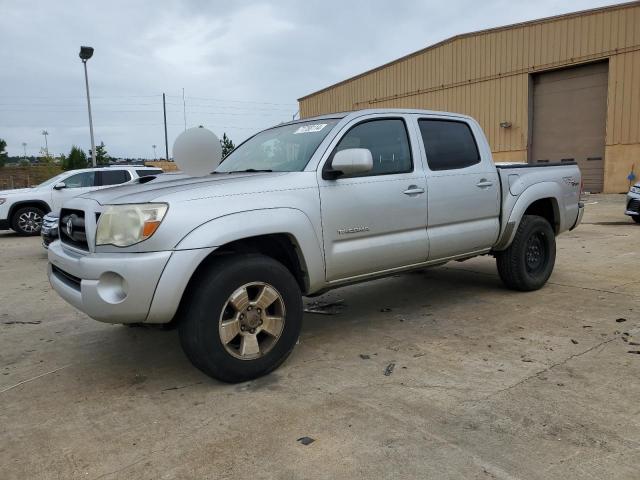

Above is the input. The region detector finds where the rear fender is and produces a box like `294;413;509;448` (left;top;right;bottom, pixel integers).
494;182;562;251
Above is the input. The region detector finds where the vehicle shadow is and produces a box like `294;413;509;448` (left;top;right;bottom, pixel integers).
66;263;504;389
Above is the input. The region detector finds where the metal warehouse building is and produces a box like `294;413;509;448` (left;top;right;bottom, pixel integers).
298;2;640;193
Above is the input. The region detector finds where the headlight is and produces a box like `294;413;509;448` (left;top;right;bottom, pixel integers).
96;203;168;247
0;198;6;205
631;186;640;194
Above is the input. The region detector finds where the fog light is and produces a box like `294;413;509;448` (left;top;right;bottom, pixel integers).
96;272;128;304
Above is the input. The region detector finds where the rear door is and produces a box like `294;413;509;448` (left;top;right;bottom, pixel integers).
318;116;428;282
417;117;500;260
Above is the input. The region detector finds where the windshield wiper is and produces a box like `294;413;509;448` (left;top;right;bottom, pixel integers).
226;169;273;174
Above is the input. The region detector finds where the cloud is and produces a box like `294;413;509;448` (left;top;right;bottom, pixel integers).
0;0;624;158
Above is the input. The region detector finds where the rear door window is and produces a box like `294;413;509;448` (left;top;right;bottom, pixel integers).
97;170;131;186
137;169;163;177
419;120;480;171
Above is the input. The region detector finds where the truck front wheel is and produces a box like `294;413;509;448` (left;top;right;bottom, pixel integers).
178;254;303;383
495;215;556;291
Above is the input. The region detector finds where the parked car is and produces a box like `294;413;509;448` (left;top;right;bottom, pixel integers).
41;212;59;248
625;182;640;223
0;166;164;235
48;109;583;383
40;171;186;248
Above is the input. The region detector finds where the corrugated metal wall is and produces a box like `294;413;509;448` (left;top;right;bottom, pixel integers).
299;2;640;157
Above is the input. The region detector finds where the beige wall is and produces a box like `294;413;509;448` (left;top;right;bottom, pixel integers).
299;2;640;192
604;144;640;193
492;150;528;163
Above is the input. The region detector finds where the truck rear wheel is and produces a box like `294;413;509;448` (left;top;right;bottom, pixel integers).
495;215;556;291
178;254;303;383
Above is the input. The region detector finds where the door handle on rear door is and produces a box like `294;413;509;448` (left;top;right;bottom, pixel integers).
403;186;425;195
476;179;493;188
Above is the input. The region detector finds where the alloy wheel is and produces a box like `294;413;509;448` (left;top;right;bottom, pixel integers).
218;282;286;360
18;211;42;234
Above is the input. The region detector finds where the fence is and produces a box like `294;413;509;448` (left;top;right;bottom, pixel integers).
144;161;179;171
0;165;63;190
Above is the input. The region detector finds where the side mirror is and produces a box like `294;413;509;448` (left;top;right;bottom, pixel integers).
325;148;373;179
53;182;66;190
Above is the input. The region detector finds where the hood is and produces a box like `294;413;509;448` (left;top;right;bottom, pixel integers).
0;187;36;195
79;171;294;205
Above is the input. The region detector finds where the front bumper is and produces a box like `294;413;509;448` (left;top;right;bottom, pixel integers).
48;241;172;324
0;202;9;230
624;192;640;217
48;241;217;324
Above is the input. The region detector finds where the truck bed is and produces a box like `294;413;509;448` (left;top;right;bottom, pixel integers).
495;161;577;169
493;161;582;249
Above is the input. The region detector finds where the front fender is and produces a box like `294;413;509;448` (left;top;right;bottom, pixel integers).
494;182;562;251
175;207;326;293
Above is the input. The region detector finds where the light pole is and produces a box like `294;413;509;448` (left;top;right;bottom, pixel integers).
41;130;49;156
152;144;157;160
79;46;96;167
21;142;27;159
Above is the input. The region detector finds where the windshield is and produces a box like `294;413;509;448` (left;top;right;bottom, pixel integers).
37;172;70;188
216;119;340;173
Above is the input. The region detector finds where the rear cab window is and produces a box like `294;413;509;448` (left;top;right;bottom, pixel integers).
418;119;480;171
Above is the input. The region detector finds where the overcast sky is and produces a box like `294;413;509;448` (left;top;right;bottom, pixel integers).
0;0;625;159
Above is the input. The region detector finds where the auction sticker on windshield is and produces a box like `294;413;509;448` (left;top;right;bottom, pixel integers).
294;124;327;134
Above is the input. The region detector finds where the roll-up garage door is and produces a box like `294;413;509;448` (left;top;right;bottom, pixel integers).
530;61;608;193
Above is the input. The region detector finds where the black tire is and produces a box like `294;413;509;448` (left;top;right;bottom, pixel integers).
496;215;556;291
632;215;640;224
11;206;45;236
178;254;303;383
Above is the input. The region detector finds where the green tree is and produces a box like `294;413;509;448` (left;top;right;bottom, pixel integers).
0;138;7;167
63;145;88;171
95;141;110;166
39;147;55;165
220;133;235;158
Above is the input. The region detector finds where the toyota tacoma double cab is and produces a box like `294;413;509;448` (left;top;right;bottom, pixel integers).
0;166;163;235
48;109;583;383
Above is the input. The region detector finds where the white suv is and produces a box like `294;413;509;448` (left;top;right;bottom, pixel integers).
0;166;163;235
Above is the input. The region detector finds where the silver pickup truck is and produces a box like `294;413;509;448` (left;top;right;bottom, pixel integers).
48;109;583;383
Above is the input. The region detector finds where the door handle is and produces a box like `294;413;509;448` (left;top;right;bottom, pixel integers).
403;186;425;195
476;179;493;188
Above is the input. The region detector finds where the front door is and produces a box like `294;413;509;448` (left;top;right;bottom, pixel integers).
50;171;96;211
318;118;428;282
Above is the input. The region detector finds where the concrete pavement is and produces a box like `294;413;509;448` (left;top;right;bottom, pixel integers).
1;194;638;479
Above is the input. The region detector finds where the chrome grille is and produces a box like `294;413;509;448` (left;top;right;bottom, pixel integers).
59;209;88;251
